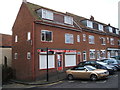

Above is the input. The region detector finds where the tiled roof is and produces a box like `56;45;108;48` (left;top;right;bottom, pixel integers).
0;34;12;47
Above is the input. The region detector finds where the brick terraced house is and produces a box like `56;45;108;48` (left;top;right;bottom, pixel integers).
12;1;120;81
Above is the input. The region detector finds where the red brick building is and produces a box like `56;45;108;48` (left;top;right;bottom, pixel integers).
12;1;120;81
0;34;12;67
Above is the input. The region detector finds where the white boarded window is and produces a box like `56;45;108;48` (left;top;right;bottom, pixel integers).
98;24;103;31
39;55;55;69
87;20;93;28
77;35;80;42
27;32;31;41
64;16;73;25
42;9;53;20
65;55;76;67
15;35;18;42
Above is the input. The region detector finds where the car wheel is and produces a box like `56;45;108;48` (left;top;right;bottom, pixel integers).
67;74;74;80
90;74;98;81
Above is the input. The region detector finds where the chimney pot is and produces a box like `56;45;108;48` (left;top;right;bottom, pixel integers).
90;15;94;21
23;0;27;3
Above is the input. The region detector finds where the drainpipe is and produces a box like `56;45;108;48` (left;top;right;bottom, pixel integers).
32;22;35;80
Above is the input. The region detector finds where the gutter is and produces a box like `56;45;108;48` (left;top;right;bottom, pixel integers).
35;20;82;32
32;22;35;80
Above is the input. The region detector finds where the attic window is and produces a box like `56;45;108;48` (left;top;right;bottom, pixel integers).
87;20;93;28
108;27;113;33
98;24;103;31
37;9;53;20
64;16;73;25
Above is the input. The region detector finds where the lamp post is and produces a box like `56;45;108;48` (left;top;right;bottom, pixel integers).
46;47;49;81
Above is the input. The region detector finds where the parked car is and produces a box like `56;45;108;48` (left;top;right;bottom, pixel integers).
66;65;109;81
77;61;116;74
100;58;120;70
111;56;120;60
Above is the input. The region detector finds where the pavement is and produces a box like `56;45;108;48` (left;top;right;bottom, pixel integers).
2;71;66;88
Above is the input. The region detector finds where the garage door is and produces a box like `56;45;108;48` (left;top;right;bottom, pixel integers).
65;55;76;67
39;55;55;69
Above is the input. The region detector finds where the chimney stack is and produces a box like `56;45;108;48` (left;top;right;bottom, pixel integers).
23;0;27;3
90;15;94;21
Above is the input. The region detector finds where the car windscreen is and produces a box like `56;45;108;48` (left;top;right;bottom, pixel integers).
85;66;96;71
117;60;120;64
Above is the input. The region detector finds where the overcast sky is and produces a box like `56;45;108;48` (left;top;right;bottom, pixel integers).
0;0;119;35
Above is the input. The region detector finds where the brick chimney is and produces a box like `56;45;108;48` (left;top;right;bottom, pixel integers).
23;0;27;3
90;15;94;21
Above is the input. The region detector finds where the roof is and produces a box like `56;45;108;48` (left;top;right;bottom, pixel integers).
24;2;119;35
0;34;12;47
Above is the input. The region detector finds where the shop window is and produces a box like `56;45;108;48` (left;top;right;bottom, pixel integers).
89;35;95;44
41;30;53;42
89;49;95;59
65;33;74;44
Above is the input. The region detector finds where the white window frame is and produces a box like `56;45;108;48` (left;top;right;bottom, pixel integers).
41;30;53;42
14;53;18;59
42;9;53;20
77;35;80;42
100;37;106;45
15;35;18;42
64;15;73;25
27;52;31;59
89;49;96;59
27;32;31;41
65;33;74;44
107;37;109;43
87;20;93;28
101;50;106;59
89;35;95;44
110;38;114;45
83;51;87;61
98;24;103;31
83;34;86;41
109;27;113;33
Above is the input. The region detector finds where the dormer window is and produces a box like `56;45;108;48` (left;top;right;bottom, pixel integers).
37;9;53;20
116;29;119;35
98;24;103;31
64;16;73;25
87;20;93;28
108;27;113;33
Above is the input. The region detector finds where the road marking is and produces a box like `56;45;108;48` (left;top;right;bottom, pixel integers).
68;81;74;83
113;75;118;77
81;81;88;83
96;80;106;83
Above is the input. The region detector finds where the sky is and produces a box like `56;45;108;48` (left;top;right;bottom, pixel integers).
0;0;119;35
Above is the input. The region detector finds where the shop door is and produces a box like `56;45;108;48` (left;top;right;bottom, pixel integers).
57;54;63;71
